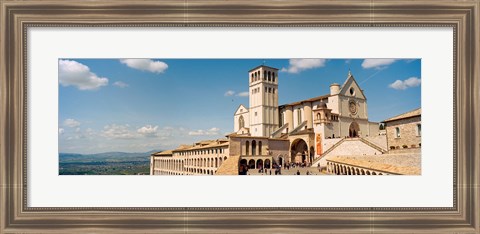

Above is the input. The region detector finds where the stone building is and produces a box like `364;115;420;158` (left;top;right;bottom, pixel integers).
323;108;422;176
150;64;412;176
233;65;380;166
150;135;289;175
383;108;421;150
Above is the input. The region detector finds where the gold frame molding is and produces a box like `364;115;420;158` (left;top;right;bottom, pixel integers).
1;0;479;233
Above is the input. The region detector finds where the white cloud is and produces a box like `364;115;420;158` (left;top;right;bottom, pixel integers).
120;59;168;74
389;77;421;90
188;127;221;136
63;119;81;128
59;60;108;90
281;59;326;73
58;128;64;134
113;81;129;88
102;124;136;139
224;90;235;96
236;91;249;97
137;125;159;137
361;59;397;69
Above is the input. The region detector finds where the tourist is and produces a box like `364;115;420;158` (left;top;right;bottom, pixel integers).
296;170;300;175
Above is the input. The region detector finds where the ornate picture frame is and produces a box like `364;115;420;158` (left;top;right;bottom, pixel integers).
1;0;478;232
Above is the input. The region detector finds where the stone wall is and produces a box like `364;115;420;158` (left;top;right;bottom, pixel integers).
267;139;290;158
386;116;421;150
323;138;343;153
364;135;387;150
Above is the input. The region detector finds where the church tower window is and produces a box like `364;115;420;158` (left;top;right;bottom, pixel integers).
297;109;302;125
239;116;245;129
395;127;401;138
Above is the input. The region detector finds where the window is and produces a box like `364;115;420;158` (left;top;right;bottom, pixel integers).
297;109;302;125
255;112;257;116
272;73;276;82
417;124;421;136
268;87;271;93
280;112;284;126
239;115;245;129
265;87;267;93
395;127;400;138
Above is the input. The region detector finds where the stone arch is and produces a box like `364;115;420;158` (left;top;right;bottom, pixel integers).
347;167;352;175
349;121;360;137
366;171;371;175
264;159;271;169
355;168;360;175
224;156;227;161
239;159;248;168
239;115;245;129
248;159;255;169
278;156;284;167
256;159;264;169
309;146;315;164
252;140;257;156
258;141;262;155
246;141;250;155
290;138;308;163
372;172;377;175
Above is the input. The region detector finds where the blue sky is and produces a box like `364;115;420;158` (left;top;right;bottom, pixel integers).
59;58;421;154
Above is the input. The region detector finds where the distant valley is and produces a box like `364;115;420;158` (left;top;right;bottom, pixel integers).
59;150;160;175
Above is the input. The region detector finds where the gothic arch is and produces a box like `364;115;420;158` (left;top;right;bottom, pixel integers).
349;121;360;137
239;115;245;129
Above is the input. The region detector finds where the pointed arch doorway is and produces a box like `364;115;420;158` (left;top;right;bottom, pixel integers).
349;121;360;137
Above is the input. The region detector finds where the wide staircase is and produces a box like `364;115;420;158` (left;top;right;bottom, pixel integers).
215;155;240;175
311;138;346;166
311;137;386;167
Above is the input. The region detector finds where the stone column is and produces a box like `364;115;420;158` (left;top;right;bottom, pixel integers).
304;103;313;129
285;106;293;132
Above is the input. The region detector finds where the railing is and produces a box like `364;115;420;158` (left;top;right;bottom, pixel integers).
359;138;387;153
311;138;346;165
270;123;288;138
289;121;307;135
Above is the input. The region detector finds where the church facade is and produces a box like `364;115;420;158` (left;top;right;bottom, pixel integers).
233;65;380;165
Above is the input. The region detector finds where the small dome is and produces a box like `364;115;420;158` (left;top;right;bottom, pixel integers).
319;101;327;108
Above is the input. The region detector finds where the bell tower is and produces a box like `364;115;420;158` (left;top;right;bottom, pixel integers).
248;65;279;137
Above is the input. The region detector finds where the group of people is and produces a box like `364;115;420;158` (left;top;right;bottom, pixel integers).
283;161;311;170
238;163;283;175
239;162;321;176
